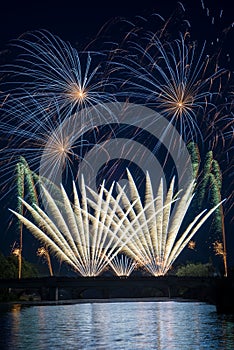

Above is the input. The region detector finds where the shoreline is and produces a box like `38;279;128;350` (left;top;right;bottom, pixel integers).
0;296;206;307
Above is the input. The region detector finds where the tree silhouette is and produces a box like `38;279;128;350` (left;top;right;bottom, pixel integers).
187;142;227;276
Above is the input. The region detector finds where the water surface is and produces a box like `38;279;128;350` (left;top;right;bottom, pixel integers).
1;300;234;349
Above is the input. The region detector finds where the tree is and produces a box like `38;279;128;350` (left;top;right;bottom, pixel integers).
0;251;39;278
176;262;214;277
14;157;53;278
187;142;227;277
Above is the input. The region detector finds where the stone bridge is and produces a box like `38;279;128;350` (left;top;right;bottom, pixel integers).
0;275;219;302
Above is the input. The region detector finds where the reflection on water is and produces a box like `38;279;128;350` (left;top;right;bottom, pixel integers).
0;301;234;349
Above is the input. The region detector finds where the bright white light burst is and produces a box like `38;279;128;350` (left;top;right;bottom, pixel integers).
10;171;222;277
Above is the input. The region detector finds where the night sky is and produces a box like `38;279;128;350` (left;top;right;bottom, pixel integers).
0;0;233;50
0;0;233;272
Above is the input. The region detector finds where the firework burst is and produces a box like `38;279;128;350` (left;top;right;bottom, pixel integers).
116;170;224;276
0;2;233;272
10;170;223;277
110;31;228;143
1;30;115;121
108;254;138;277
0;102;77;197
10;173;171;276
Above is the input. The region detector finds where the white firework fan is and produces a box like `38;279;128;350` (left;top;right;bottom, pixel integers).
10;170;223;277
108;254;138;277
9;174;170;276
117;170;224;276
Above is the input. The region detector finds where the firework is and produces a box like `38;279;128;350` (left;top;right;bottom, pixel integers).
116;170;224;276
0;3;232;274
37;247;53;276
10;170;223;277
1;30;115;122
10;173;170;276
0;30;118;197
108;254;138;277
110;31;229;143
213;240;225;257
188;240;196;250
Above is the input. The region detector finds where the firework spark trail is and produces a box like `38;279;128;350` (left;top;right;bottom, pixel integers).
103;8;233;237
1;30;115;121
115;171;224;276
9;171;177;276
10;170;224;277
9;172;167;276
0;102;79;197
1;18;232;195
0;4;233;270
85;178;177;274
37;247;53;276
108;254;138;276
109;32;228;143
103;4;233;154
0;30;118;196
204;106;234;151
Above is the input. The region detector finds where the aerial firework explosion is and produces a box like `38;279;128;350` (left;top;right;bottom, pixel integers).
0;1;233;273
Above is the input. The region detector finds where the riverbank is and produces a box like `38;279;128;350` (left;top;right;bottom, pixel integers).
0;296;206;308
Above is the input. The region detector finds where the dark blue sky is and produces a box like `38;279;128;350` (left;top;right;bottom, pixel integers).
2;1;175;48
0;0;233;49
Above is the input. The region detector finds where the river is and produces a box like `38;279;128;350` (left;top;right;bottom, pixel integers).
0;300;234;349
